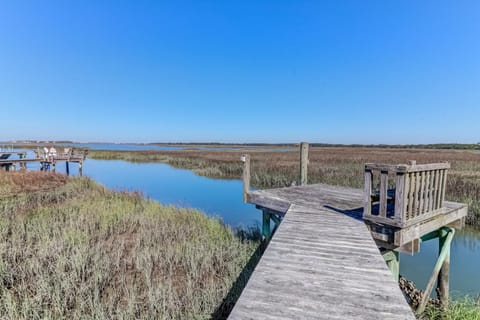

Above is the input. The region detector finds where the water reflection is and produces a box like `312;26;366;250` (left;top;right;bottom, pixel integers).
401;227;480;297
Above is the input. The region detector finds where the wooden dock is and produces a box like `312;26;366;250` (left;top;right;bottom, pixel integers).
0;148;87;176
229;184;416;319
232;144;468;318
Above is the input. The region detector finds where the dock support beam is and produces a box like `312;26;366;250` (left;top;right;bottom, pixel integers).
66;161;70;176
262;210;271;241
383;250;400;281
417;227;454;315
300;142;309;186
79;162;83;177
241;154;250;202
437;227;451;309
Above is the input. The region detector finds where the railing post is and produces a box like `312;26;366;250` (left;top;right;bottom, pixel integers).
241;154;250;202
363;168;372;216
300;142;309;186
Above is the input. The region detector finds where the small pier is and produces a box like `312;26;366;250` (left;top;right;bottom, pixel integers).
230;143;467;319
0;147;87;176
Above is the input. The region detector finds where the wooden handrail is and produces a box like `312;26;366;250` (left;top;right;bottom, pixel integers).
364;162;450;229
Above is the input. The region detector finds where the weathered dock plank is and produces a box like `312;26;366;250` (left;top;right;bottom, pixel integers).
229;184;416;319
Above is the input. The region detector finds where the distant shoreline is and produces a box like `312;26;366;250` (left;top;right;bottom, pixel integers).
4;141;480;151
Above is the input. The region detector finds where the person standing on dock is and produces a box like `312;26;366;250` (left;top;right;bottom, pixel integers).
49;146;57;161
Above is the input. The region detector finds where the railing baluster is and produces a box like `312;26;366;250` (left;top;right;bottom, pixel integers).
379;171;388;218
407;173;415;220
432;170;439;210
364;169;373;216
395;172;407;221
441;169;448;207
414;172;420;217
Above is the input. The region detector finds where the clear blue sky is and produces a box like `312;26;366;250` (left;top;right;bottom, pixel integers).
1;1;479;144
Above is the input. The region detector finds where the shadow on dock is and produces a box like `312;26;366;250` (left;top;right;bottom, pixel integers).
323;205;364;221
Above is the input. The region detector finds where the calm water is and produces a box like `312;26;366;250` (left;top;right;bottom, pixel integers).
83;159;260;227
401;228;480;297
17;154;480;296
60;143;184;151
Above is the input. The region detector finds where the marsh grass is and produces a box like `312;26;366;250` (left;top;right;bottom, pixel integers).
89;147;480;224
423;297;480;320
0;172;259;319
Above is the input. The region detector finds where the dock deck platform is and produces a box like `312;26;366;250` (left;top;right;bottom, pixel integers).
229;184;419;319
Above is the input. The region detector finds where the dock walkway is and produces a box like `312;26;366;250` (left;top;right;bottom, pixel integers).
229;184;416;319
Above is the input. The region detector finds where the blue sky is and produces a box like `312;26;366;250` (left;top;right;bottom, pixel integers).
0;1;479;144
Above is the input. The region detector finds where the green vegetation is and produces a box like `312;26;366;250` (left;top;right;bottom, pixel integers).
88;147;480;225
0;171;259;319
423;298;480;320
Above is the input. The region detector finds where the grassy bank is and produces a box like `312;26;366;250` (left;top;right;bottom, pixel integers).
423;298;480;320
88;147;480;225
0;171;259;319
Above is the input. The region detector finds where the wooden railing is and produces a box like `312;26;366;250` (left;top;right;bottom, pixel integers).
363;162;450;228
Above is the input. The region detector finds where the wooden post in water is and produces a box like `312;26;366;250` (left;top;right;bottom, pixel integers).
417;227;454;314
79;161;83;177
437;227;451;308
52;162;56;173
241;154;250;202
65;161;70;176
300;142;309;186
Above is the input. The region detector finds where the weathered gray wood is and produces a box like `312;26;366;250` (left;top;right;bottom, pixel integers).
441;169;448;207
233;184;417;320
379;171;388;218
229;203;415;319
365;162;450;173
437;170;444;208
363;170;372;216
300;142;309;186
237;181;466;319
419;171;426;214
432;170;440;209
394;173;406;221
241;154;251;202
394;203;467;246
407;173;415;219
414;172;420;216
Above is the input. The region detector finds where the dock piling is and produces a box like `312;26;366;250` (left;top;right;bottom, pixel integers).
437;227;451;309
300;142;309;186
417;227;454;314
241;154;250;202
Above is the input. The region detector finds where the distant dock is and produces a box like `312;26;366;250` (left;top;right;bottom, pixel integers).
0;147;87;176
